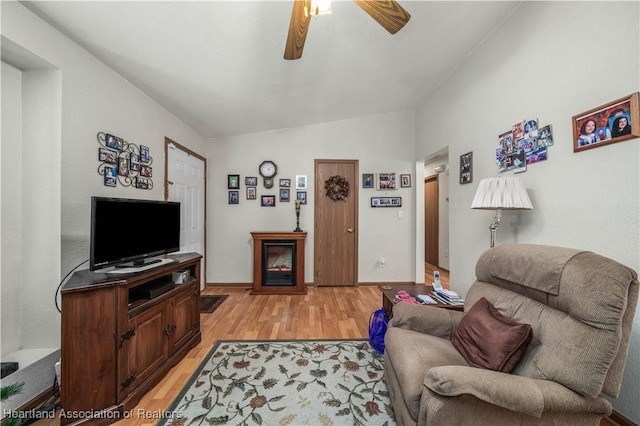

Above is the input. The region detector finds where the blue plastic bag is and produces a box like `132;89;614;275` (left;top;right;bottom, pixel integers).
368;308;388;354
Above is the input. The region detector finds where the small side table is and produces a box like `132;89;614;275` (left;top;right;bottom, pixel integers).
379;285;464;318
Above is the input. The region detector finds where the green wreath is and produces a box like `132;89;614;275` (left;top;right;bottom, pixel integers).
325;175;350;201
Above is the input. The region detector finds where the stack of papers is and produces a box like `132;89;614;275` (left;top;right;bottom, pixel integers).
431;289;465;306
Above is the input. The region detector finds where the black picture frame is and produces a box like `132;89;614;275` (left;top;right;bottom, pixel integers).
362;173;374;189
400;174;411;188
296;191;307;204
261;195;276;207
280;189;290;202
98;147;117;164
245;176;257;186
104;166;117;187
460;151;473;184
371;197;402;207
229;190;239;204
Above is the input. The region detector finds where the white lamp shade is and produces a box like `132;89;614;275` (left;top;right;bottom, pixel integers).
471;176;533;210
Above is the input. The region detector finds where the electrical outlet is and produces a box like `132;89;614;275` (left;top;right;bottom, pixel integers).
444;250;449;258
379;257;385;267
398;210;403;218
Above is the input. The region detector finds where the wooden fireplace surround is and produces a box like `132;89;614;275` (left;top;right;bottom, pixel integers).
251;231;307;295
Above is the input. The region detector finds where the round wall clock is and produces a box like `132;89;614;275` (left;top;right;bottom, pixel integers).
259;160;277;178
259;161;277;188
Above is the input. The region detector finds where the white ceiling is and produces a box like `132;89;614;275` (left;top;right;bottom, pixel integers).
21;1;522;139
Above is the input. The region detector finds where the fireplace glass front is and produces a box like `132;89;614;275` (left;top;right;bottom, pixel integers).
262;241;296;286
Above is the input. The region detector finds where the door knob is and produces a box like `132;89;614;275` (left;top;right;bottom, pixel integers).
347;228;354;233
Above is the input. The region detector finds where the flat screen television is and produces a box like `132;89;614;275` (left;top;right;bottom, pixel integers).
90;196;181;271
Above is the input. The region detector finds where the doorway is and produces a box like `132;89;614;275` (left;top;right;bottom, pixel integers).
165;138;207;289
313;159;359;286
424;175;439;266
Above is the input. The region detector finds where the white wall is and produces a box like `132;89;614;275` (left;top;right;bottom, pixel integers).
415;2;639;421
1;62;24;356
206;110;416;284
1;1;207;357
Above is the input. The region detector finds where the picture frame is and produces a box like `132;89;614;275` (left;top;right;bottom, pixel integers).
279;178;291;188
140;165;152;178
400;174;411;188
130;152;140;171
279;189;290;202
98;147;117;164
136;177;150;189
227;174;240;189
295;175;307;190
371;197;402;207
377;173;396;190
104;166;117;187
140;145;150;163
296;191;307;204
245;176;257;186
362;173;374;189
246;187;256;200
573;92;639;153
105;133;123;151
117;156;129;176
261;195;276;207
460;151;473;184
228;190;239;204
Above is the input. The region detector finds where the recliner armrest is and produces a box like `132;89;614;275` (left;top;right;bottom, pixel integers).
388;303;463;338
425;366;611;418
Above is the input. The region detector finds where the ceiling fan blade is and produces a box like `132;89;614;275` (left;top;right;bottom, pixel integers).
353;0;411;34
284;0;312;60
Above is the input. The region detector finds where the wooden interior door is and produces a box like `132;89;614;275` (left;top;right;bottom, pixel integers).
424;175;439;266
314;160;358;286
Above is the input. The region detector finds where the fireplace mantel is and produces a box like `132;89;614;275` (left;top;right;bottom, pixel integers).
250;232;307;295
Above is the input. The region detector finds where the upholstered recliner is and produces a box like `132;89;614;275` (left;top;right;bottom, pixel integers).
384;244;638;426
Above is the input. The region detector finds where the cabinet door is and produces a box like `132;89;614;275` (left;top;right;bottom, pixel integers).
119;302;168;399
169;283;199;354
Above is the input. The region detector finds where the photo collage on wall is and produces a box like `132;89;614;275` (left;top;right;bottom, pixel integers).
97;132;153;189
496;119;554;173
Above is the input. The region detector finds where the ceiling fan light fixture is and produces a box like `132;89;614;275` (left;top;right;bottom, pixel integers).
305;0;332;17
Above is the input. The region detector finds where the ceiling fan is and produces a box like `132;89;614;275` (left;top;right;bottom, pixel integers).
284;0;411;60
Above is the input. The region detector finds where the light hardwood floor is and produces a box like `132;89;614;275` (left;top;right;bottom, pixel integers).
33;280;617;426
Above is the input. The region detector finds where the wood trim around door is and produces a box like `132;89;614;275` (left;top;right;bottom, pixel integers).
164;137;207;286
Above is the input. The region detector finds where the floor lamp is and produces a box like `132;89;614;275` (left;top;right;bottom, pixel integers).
471;176;533;247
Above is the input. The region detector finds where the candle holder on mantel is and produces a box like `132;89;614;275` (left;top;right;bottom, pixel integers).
294;201;303;232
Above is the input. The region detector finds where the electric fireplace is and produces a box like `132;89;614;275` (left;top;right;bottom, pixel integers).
251;232;307;295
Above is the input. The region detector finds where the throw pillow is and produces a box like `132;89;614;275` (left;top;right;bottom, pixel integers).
452;297;532;373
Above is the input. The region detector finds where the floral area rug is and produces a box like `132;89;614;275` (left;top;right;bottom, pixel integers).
161;340;396;426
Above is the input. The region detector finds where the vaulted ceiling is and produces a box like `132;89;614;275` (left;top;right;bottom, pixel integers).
22;1;522;139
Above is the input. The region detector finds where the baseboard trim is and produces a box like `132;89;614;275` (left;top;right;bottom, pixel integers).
608;410;636;426
358;281;416;287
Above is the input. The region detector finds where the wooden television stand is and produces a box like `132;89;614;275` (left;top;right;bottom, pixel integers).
60;252;202;425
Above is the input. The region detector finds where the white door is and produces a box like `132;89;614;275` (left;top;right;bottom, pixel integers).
166;140;206;289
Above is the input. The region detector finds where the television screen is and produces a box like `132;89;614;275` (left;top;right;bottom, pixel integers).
90;196;181;271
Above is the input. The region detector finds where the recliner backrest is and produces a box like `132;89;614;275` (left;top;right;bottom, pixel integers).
467;244;638;398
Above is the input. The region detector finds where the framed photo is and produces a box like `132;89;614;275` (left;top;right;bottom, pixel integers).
228;174;240;189
228;190;239;204
295;175;307;190
573;92;639;152
296;191;307;204
245;176;257;186
98;147;117;164
377;173;396;190
246;187;256;200
104;166;117;187
130;152;140;171
117;156;129;176
400;174;411;188
460;151;473;184
136;177;150;189
140;145;150;163
261;195;276;207
105;133;123;151
280;189;290;202
279;178;291;188
362;173;374;189
140;165;152;177
371;197;402;207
